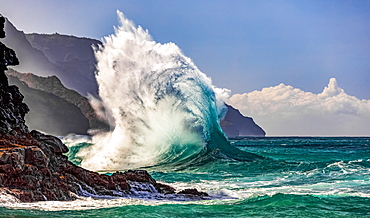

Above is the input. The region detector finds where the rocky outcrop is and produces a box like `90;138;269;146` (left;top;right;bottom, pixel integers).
0;17;27;134
0;130;177;202
0;17;4;39
221;104;265;137
0;83;29;134
0;16;206;202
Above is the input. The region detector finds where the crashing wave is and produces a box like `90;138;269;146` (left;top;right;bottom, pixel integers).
73;11;261;171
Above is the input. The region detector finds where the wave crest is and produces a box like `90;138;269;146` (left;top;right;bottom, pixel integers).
75;11;224;170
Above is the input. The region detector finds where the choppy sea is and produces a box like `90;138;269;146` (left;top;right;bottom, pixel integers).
1;137;370;217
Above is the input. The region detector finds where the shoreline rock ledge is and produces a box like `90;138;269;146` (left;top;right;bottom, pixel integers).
0;16;207;202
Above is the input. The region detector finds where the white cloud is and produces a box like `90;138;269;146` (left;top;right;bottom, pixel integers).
227;78;370;136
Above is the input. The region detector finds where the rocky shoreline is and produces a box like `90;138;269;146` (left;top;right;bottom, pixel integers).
0;16;207;203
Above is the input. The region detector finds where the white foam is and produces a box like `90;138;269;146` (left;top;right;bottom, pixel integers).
2;173;370;211
62;134;92;147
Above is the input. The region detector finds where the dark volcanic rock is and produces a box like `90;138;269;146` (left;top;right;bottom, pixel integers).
0;131;177;202
0;29;19;86
178;188;209;197
0;84;29;134
0;17;5;38
0;22;26;134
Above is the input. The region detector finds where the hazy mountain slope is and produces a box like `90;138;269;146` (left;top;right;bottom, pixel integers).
26;33;101;65
26;33;101;95
3;19;99;96
2;19;63;77
6;69;109;131
7;75;89;135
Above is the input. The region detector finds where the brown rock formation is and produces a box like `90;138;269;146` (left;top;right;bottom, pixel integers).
0;130;176;202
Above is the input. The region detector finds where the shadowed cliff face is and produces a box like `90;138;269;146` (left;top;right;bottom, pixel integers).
7;75;90;136
2;19;99;96
0;17;4;38
26;33;101;96
0;16;27;134
221;104;266;137
6;69;110;134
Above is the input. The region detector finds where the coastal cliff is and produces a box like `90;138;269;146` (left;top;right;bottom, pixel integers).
2;19;99;96
221;104;266;137
0;16;205;203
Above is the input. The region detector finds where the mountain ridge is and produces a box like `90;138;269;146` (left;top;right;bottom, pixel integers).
4;18;266;137
3;19;99;96
6;69;109;133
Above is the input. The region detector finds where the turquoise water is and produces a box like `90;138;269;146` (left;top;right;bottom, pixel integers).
1;137;370;217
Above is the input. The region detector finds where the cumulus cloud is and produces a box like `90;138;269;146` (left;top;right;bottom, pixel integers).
227;78;370;136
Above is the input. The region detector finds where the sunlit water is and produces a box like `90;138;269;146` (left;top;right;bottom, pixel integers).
1;137;370;217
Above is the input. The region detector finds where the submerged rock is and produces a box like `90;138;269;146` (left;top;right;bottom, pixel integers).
178;188;209;197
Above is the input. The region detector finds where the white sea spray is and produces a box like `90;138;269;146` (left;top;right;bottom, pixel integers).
79;11;226;171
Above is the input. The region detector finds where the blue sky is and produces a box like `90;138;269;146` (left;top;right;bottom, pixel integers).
1;0;370;136
1;0;370;99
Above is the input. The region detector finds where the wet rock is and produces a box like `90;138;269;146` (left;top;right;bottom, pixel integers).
178;188;209;197
30;130;68;154
24;146;49;168
122;170;157;184
155;183;176;194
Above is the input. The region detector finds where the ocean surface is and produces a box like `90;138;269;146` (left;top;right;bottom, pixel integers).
2;12;369;218
1;137;370;217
